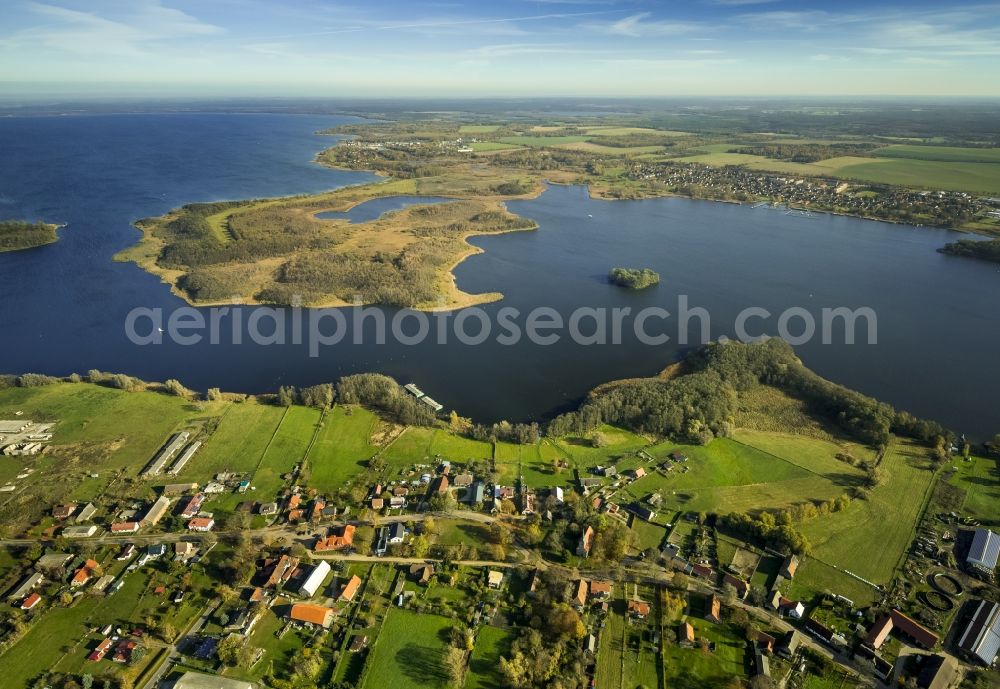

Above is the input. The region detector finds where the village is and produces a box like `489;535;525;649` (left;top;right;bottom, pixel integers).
0;396;997;689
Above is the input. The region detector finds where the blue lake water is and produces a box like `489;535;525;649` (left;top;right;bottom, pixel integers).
1;113;998;438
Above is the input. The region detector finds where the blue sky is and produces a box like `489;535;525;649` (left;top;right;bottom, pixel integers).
1;0;999;97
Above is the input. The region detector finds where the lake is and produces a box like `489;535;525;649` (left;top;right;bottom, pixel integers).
1;113;997;438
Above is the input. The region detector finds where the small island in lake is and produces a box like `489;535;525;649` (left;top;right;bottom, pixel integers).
939;238;1000;263
608;266;661;289
0;220;60;253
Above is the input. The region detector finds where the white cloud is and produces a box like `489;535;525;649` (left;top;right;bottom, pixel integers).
604;12;704;37
0;1;222;57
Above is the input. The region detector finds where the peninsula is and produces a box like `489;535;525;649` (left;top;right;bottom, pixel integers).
116;110;1000;309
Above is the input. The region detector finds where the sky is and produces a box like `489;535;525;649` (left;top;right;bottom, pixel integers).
1;0;999;98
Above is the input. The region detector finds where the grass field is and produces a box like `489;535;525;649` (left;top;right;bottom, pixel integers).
730;429;873;480
663;617;749;688
177;401;285;485
797;438;935;586
307;405;381;491
361;608;454;689
553;425;649;473
465;625;513;689
495;441;565;488
458;125;500;134
786;556;880;606
252;405;320;497
946;455;1000;526
0;382;226;507
382;427;436;467
622;437;849;515
427;430;492;462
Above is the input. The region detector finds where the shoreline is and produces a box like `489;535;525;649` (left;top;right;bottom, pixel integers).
116;121;993;311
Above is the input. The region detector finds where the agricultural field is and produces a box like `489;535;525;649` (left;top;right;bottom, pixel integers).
797;439;936;586
469;142;521;152
873;144;1000;163
361;608;455;689
458;125;500;134
556;141;667;156
307;405;382;492
496;135;589;148
585;126;691;137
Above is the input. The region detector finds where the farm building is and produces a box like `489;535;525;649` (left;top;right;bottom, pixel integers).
967;528;1000;575
465;481;485;504
679;622;695;646
140;496;171;526
8;572;44;600
915;654;957;689
299;561;331;597
865;609;939;650
143;431;190;476
74;503;97;523
289;603;334;628
168;440;201;475
776;630;801;659
706;594;722;623
111;522;140;534
957;599;1000;665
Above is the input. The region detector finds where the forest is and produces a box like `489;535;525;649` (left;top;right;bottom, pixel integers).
727;142;880;163
938;238;1000;263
